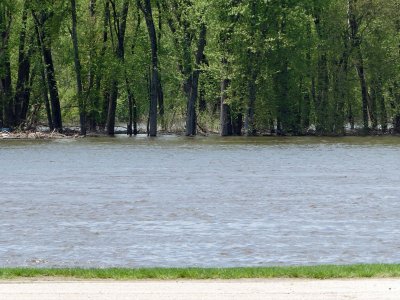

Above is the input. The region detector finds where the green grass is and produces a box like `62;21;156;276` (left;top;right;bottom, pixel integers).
1;265;400;280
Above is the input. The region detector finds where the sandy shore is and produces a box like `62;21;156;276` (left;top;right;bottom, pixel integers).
0;279;399;300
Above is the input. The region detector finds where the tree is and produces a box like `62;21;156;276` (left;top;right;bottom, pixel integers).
0;1;13;128
32;2;63;132
70;0;85;135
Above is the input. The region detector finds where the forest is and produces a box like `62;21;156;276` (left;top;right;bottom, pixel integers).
0;0;399;136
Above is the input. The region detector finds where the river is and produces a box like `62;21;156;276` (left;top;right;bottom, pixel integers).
1;136;400;267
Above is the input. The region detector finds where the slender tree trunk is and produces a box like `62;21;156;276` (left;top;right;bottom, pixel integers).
390;84;400;133
245;70;257;136
33;19;53;130
125;74;134;136
42;40;62;132
33;12;63;132
301;22;313;133
244;2;258;136
332;34;350;135
348;0;369;133
87;0;97;131
106;0;129;135
186;23;207;136
40;61;53;131
96;0;110;129
0;5;13;128
220;76;232;137
371;77;387;132
139;0;159;137
126;12;141;136
355;49;369;132
14;3;32;127
313;9;331;134
155;0;164;118
70;0;86;135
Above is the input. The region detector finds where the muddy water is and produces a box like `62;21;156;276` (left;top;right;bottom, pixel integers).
1;136;400;268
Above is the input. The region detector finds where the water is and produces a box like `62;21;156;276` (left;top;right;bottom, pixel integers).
1;135;400;268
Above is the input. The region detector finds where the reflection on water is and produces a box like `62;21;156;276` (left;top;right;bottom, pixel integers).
1;135;400;267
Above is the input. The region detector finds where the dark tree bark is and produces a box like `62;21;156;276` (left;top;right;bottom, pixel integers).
348;0;369;133
155;0;164;118
87;0;98;131
14;3;32;127
0;4;13;128
96;0;110;129
186;23;207;136
220;76;232;136
106;0;129;135
40;61;53;131
221;103;232;136
370;76;387;132
245;70;257;136
138;0;159;137
217;0;241;136
244;1;258;136
332;33;350;135
300;22;313;133
33;19;53;130
70;0;86;135
33;11;63;132
390;84;400;134
314;10;330;134
126;13;141;137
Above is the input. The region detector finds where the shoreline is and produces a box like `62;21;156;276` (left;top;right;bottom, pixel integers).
1;264;400;280
2;129;400;140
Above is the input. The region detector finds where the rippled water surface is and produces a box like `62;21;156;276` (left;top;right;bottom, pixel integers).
1;136;400;267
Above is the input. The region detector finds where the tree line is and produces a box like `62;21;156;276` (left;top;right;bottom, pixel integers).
0;0;399;136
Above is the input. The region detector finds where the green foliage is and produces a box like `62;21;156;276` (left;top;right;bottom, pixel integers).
0;0;398;134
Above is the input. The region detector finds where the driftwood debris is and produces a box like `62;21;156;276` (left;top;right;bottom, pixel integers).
0;130;80;140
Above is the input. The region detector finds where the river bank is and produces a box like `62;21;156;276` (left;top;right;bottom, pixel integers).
1;127;399;140
0;130;81;140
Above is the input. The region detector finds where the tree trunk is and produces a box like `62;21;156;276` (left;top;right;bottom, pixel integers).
332;35;350;136
155;0;164;119
33;19;53;130
355;49;370;133
70;0;86;135
33;12;63;132
244;2;258;136
245;70;257;136
87;0;97;131
14;4;32;127
371;77;388;133
186;23;207;136
389;84;400;134
0;5;13;128
125;75;134;137
348;0;369;133
221;103;232;137
106;0;129;135
96;0;110;129
139;0;159;137
40;61;53;131
220;78;232;136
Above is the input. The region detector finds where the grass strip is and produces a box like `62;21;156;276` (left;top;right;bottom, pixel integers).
1;265;400;280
